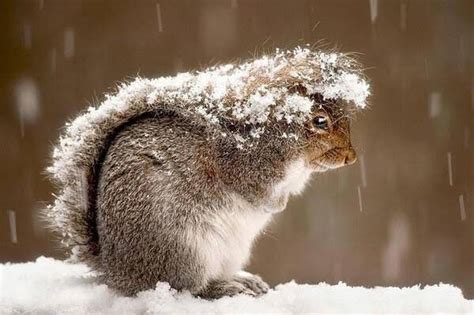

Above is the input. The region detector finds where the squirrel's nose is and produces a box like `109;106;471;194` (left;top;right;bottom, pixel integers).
344;148;357;165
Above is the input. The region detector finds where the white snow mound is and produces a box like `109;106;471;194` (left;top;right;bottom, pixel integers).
0;257;472;314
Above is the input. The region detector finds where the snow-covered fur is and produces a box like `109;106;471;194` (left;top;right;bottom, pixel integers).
44;46;369;297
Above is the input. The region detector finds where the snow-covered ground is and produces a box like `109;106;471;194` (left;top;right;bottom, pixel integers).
0;257;471;314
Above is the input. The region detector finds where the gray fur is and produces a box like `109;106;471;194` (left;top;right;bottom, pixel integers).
92;101;355;297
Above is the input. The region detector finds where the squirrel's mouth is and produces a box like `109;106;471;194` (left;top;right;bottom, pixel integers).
309;147;357;172
310;160;344;172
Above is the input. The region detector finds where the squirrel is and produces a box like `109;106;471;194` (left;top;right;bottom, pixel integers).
44;47;369;298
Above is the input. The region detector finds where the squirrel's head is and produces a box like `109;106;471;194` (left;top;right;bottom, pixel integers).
302;96;356;172
267;84;358;173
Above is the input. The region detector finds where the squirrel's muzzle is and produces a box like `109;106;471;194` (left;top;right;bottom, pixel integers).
344;147;357;165
310;146;357;171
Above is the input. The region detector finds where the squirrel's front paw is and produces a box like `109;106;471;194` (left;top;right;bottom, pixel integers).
198;279;257;300
233;271;270;296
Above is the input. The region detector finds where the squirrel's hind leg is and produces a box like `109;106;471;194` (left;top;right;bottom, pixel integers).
197;272;269;300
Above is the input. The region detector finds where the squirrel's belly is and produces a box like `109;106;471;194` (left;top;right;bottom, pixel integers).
187;194;272;282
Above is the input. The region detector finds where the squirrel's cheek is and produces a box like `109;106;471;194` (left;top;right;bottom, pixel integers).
304;149;323;165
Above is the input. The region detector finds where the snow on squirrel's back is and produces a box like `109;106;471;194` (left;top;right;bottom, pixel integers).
0;257;472;314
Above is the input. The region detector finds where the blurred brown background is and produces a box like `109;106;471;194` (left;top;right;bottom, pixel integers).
1;0;472;298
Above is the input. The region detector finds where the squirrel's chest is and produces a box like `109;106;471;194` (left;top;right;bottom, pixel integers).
191;196;272;281
189;158;312;281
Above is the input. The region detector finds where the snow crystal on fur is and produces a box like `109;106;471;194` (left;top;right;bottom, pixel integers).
145;47;369;127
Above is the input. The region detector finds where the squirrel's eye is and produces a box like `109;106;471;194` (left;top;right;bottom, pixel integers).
312;115;329;129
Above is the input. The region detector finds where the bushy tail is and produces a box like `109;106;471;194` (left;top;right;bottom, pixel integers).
44;79;162;266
